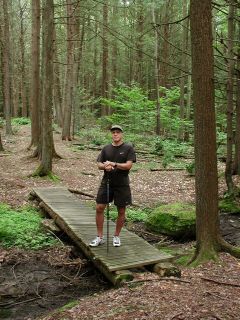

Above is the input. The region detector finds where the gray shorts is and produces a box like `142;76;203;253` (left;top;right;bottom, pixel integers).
96;183;132;207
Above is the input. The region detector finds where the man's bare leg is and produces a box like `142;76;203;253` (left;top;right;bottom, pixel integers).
96;203;106;238
114;206;126;236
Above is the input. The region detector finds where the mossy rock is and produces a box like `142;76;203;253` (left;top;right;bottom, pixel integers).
145;203;196;239
219;198;240;214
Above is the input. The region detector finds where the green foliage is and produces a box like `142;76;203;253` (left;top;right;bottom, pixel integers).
160;86;193;138
100;83;156;134
154;138;192;168
106;207;148;223
219;197;240;214
11;117;31;125
77;127;109;146
0;118;4;128
186;162;195;176
146;203;196;239
0;203;58;249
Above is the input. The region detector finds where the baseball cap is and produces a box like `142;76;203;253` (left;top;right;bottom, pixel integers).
110;125;123;132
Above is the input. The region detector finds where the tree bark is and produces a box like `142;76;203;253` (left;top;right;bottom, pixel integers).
152;2;161;136
178;2;189;141
18;0;28;118
62;0;76;140
190;0;220;264
2;0;12;135
225;1;235;194
135;0;144;87
29;0;40;148
233;23;240;175
101;0;109;115
35;0;54;176
0;132;4;151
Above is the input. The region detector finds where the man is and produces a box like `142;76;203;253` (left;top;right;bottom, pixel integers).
89;125;136;247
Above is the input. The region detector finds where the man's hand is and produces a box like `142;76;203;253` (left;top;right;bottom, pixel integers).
103;161;115;171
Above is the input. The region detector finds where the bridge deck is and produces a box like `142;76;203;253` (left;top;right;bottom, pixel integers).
32;187;172;283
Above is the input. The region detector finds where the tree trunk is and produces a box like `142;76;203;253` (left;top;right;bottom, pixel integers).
0;132;4;151
62;0;76;140
190;0;220;264
29;0;40;148
52;20;63;128
35;0;54;176
152;2;161;136
2;0;12;135
18;0;28;118
233;24;240;175
225;1;235;194
178;2;189;141
101;0;109;115
159;0;171;88
135;0;144;87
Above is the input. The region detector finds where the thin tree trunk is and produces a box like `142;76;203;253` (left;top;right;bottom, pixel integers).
0;133;4;151
53;23;63;127
2;0;12;135
233;24;240;175
159;0;171;88
101;0;109;115
29;0;40;148
135;0;144;87
225;1;235;194
62;0;75;140
178;2;189;141
152;2;161;136
18;0;28;118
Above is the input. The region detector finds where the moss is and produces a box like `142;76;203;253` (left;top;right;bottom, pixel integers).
58;300;79;312
174;254;193;266
146;203;196;239
219;198;240;214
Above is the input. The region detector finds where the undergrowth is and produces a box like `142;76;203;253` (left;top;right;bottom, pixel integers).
0;203;58;249
106;207;148;222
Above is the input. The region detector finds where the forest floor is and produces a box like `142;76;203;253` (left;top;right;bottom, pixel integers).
0;126;240;320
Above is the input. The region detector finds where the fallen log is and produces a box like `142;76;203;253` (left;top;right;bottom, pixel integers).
68;188;96;199
150;168;185;172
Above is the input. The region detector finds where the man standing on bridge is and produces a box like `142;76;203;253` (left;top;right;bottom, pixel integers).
89;125;136;247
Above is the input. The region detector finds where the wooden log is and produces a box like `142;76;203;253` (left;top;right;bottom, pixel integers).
68;188;96;199
150;168;185;172
41;219;61;233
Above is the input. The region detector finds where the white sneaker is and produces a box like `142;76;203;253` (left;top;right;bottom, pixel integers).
113;236;121;247
89;236;105;247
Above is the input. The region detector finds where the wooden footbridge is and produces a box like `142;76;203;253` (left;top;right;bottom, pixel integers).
31;187;172;285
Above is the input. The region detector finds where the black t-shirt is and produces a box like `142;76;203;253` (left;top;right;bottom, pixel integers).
97;143;136;186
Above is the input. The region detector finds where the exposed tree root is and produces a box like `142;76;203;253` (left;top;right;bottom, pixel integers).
218;237;240;258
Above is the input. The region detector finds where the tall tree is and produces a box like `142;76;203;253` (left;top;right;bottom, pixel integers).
18;0;28;118
152;2;161;135
29;0;40;149
233;21;240;175
62;0;77;140
35;0;54;176
101;0;109;115
2;0;13;135
190;0;239;264
178;2;190;141
225;1;235;194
